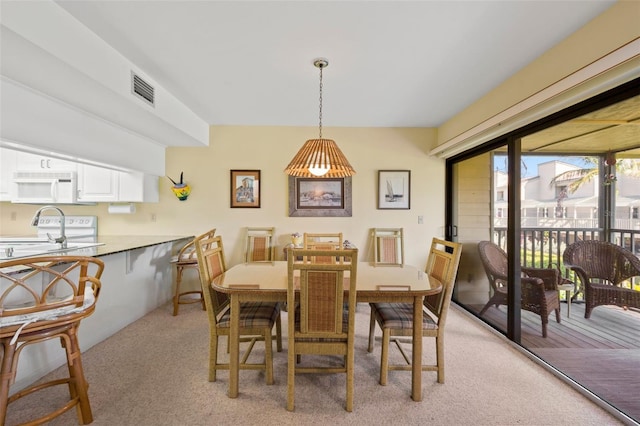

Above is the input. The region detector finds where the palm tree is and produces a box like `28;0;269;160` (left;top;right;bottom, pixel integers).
549;156;640;193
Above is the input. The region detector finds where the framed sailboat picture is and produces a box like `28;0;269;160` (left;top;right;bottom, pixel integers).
378;170;410;209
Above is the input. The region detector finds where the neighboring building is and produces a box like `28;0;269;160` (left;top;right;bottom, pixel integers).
494;159;640;232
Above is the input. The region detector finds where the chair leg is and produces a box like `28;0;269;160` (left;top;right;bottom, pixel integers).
346;346;354;412
63;330;93;424
173;265;184;316
209;333;219;382
264;328;274;385
275;312;283;352
541;318;548;338
555;307;561;324
287;341;295;411
0;340;16;426
379;328;390;386
435;335;444;384
368;309;376;353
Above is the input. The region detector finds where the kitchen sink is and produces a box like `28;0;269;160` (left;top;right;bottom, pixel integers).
0;241;104;260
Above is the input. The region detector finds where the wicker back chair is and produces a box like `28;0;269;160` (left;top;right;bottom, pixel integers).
367;238;462;385
303;232;344;264
286;248;358;412
194;231;282;383
563;240;640;318
171;230;213;316
371;228;404;266
244;227;276;263
0;256;104;425
477;240;561;337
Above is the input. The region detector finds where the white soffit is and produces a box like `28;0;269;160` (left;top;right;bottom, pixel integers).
431;40;640;159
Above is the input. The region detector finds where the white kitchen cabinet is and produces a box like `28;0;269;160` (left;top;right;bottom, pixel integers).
77;165;159;203
77;164;119;202
16;151;77;171
0;148;17;201
118;171;159;202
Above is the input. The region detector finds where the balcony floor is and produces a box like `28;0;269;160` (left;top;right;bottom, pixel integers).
467;301;640;423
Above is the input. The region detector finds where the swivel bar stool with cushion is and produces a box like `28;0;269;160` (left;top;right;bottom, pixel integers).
171;230;215;316
0;256;104;425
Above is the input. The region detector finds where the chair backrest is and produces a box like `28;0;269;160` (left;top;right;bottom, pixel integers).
477;240;508;291
288;248;358;338
244;227;276;263
563;239;640;285
173;229;216;264
0;256;104;331
423;238;463;322
303;233;344;264
193;231;229;321
371;228;404;266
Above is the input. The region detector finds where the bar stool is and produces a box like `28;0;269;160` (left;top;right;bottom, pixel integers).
0;256;104;425
172;233;211;316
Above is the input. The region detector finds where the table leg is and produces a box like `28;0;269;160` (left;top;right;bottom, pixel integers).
412;296;423;401
229;295;240;398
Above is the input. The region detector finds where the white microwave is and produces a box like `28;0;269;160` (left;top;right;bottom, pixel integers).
11;170;78;204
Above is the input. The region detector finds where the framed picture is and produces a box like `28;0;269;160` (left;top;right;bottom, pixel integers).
230;170;260;208
289;176;352;217
378;170;410;209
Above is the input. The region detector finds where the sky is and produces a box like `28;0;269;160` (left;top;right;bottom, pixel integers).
494;155;592;178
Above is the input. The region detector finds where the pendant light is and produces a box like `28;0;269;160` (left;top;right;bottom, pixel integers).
285;58;356;178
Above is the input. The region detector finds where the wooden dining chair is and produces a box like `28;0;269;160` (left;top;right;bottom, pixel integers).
371;228;404;266
303;232;343;264
171;230;214;316
0;256;104;425
193;231;282;383
368;238;462;385
287;248;358;412
244;227;276;263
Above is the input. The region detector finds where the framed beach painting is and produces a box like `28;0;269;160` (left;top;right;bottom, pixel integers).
378;170;410;209
288;176;352;217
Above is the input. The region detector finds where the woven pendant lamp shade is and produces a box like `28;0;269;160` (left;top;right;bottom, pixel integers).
285;138;356;178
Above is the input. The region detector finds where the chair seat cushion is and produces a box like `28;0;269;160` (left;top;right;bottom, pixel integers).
370;303;437;330
218;302;279;329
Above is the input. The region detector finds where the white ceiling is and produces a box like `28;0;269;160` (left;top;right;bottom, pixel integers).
54;0;615;129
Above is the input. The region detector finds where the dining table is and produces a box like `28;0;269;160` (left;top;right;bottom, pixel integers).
211;261;443;402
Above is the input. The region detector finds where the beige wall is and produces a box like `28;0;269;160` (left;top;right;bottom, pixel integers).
0;126;444;267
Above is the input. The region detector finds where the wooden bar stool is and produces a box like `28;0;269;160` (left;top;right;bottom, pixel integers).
0;256;104;425
172;232;212;316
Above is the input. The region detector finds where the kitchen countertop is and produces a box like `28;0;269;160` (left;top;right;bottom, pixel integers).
0;235;193;261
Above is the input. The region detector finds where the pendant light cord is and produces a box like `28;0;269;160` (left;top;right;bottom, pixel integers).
318;64;323;139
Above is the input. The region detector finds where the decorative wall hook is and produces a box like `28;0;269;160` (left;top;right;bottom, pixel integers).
167;172;191;201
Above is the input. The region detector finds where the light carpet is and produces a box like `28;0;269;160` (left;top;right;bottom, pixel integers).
6;303;625;425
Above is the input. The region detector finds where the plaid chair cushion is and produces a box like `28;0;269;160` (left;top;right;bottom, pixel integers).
371;302;438;330
218;302;279;328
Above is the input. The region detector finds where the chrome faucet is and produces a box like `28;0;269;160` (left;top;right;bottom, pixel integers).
31;205;67;248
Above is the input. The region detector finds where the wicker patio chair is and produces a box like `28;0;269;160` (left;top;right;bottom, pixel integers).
194;231;282;383
367;238;462;385
563;239;640;318
0;256;104;425
286;248;358;412
477;240;561;337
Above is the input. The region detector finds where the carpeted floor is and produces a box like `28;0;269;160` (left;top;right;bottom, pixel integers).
5;303;627;425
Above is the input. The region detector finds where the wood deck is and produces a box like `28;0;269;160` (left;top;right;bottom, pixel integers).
464;301;640;423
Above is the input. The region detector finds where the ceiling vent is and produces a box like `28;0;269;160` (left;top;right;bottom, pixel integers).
131;71;155;107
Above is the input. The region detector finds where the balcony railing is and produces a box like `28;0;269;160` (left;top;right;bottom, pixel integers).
493;226;640;292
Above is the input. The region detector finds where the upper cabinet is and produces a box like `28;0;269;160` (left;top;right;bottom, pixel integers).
0;147;159;203
16;152;77;171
